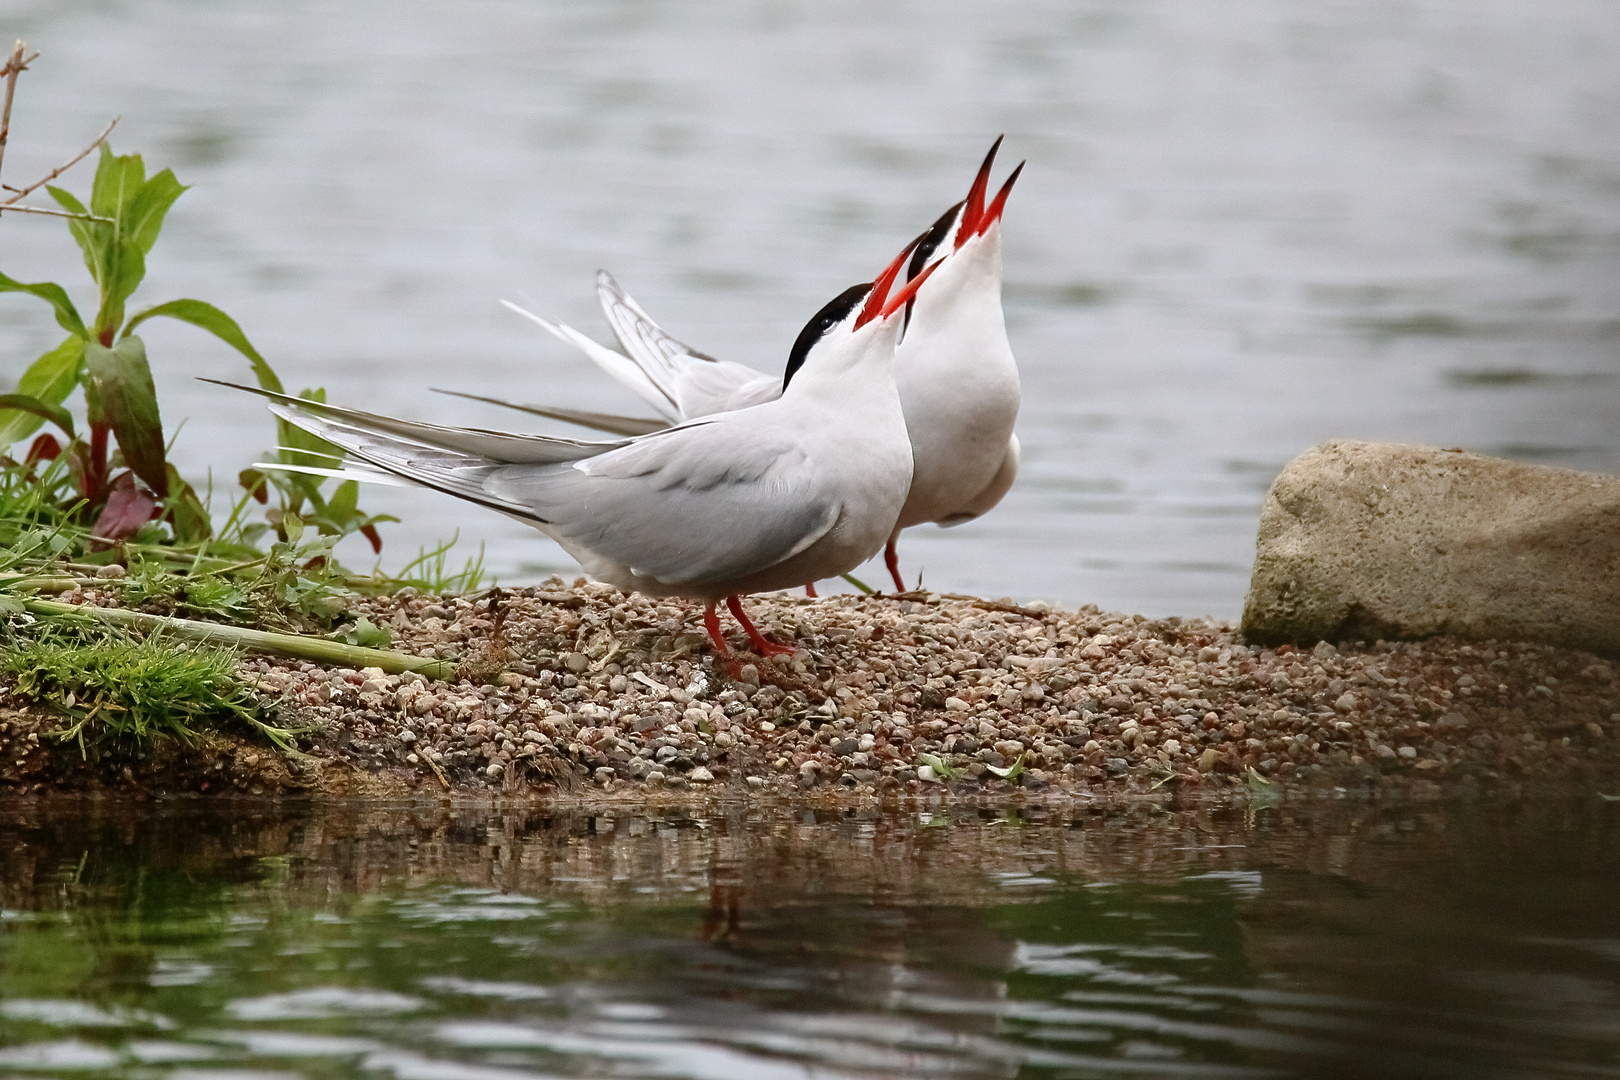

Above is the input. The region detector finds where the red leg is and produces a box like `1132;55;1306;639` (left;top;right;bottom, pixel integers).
727;595;795;657
702;602;731;656
804;582;818;598
884;538;906;593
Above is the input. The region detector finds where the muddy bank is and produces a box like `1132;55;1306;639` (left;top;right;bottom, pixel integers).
2;579;1618;801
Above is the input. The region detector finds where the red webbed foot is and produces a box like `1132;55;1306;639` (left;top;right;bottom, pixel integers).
726;595;797;658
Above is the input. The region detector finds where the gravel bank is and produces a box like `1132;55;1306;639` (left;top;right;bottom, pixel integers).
3;578;1618;799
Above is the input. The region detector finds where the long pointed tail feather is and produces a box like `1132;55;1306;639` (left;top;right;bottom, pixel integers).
430;387;669;437
202;379;622;465
262;402;546;522
501;298;684;423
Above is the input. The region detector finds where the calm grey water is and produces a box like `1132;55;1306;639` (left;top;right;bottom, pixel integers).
1;798;1618;1080
2;1;1618;615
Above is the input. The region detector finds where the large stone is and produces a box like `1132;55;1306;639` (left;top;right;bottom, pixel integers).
1241;440;1620;656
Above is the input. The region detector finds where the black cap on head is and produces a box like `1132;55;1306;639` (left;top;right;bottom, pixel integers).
782;282;870;390
902;200;965;333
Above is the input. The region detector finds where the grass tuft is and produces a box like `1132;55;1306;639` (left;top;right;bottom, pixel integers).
3;626;306;754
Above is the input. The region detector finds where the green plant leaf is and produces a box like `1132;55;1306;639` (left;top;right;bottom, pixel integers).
0;272;89;338
100;169;188;325
325;479;359;522
916;751;964;780
336;616;392;649
123;298;283;392
985;753;1026;781
89;144;145;220
162;464;212;543
0;337;86;446
83;335;167;497
47;185;116;314
123;169;186;258
0;395;76;441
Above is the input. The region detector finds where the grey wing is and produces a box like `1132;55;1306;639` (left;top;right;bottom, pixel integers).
485;422;839;586
596;271;776;419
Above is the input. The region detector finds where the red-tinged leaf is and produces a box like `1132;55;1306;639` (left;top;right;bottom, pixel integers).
83;335;168;497
91;471;160;541
239;467;269;504
360;523;383;555
25;433;62;464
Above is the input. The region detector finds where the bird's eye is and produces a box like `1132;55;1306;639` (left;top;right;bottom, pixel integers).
782;282;871;390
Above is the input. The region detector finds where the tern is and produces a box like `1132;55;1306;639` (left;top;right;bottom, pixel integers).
464;140;1024;594
214;239;941;658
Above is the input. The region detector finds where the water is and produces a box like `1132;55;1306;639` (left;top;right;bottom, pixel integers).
1;0;1618;615
0;797;1615;1079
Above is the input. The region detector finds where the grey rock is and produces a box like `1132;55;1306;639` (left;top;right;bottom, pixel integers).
1243;441;1620;656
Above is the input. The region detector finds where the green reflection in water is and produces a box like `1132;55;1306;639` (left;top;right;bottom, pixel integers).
0;800;1617;1079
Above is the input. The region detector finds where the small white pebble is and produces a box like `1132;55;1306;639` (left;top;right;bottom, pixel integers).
916;764;938;782
758;721;775;732
745;775;766;789
688;766;714;783
485;763;503;779
1398;746;1418;759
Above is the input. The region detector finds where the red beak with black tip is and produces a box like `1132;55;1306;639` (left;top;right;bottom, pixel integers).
880;256;943;320
975;160;1025;237
954;135;1004;248
854;236;924;330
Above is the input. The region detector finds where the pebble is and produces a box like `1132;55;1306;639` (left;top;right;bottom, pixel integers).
130;582;1619;802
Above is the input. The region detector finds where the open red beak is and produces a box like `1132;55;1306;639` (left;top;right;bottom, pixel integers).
855;236;923;329
975;160;1024;237
880;255;942;320
954;135;1003;248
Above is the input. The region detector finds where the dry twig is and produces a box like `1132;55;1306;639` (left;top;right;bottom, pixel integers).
0;41;118;223
0;202;113;222
2;115;119;205
0;40;29;185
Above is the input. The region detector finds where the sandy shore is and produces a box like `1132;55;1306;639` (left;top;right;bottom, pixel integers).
2;578;1617;801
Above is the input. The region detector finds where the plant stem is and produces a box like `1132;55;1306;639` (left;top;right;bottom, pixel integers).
21;596;459;680
0;40;25;186
0;574;89;592
840;572;876;595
